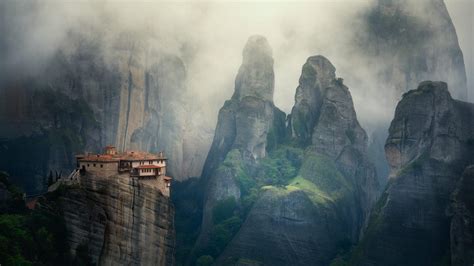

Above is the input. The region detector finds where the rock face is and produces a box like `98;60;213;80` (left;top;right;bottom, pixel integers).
215;56;378;265
0;27;210;189
195;35;286;253
289;56;336;145
192;51;378;265
353;81;474;265
201;35;283;179
449;166;474;266
291;56;379;224
57;173;175;265
0;87;101;193
360;0;467;100
219;189;345;265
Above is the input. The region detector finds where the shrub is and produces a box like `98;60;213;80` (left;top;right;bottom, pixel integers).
212;197;237;224
196;255;214;266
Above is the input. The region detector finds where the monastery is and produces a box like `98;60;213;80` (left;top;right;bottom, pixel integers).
50;146;172;197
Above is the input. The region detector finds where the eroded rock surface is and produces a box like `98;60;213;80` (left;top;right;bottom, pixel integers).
449;165;474;266
58;173;175;266
195;35;285;254
353;81;474;266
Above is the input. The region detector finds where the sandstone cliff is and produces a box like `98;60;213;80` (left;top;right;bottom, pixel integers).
55;172;175;265
352;81;474;266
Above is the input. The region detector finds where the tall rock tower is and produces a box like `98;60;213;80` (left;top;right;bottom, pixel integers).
195;35;286;256
353;81;474;265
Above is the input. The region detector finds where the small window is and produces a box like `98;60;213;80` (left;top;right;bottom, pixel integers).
87;164;90;167
93;164;96;167
100;164;103;168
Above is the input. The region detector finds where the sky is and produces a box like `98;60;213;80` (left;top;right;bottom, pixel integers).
1;0;472;131
445;0;474;102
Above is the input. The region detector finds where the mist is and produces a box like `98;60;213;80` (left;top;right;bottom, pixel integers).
1;0;472;132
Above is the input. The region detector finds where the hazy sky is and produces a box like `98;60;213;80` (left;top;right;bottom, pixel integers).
1;0;472;131
445;0;474;102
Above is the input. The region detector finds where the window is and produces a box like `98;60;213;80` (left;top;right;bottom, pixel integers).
93;164;96;167
100;164;103;168
149;160;153;164
87;164;90;167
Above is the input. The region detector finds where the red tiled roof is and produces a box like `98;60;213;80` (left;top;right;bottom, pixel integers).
136;165;163;169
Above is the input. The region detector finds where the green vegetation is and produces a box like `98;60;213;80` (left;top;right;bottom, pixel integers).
299;152;352;201
208;216;242;255
286;176;333;205
196;197;243;260
212;197;237;224
195;136;360;264
0;172;71;266
0;172;25;212
196;255;214;266
259;145;303;186
348;186;390;264
236;258;263;265
172;178;204;266
0;212;69;266
221;149;254;195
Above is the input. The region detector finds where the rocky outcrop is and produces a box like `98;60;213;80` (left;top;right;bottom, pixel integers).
185;53;378;265
0;88;101;194
201;55;379;265
290;56;379;225
195;35;286;255
360;0;467;100
218;189;346;265
289;56;336;145
201;35;283;179
56;173;175;265
353;81;474;265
